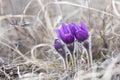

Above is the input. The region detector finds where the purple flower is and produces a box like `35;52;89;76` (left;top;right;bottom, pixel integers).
69;22;89;42
56;23;74;44
54;39;66;58
69;23;79;35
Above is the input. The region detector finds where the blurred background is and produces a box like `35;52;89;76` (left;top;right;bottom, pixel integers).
0;0;120;80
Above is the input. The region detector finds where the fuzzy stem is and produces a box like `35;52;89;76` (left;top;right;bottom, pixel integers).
87;50;92;67
71;54;74;67
63;57;68;70
87;36;93;68
71;54;76;68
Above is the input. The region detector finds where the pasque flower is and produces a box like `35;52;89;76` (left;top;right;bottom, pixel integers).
56;23;74;44
54;39;66;58
54;39;69;69
69;22;89;42
54;22;89;69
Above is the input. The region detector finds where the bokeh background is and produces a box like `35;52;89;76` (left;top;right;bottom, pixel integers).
0;0;120;80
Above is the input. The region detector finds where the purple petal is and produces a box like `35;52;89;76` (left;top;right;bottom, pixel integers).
55;29;67;42
54;39;62;50
80;22;88;31
61;23;69;34
75;30;89;42
65;34;74;44
69;23;78;35
54;39;66;58
61;33;74;44
55;23;75;44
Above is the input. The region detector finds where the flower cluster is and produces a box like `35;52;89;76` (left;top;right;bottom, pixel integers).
55;22;89;44
54;22;89;53
54;22;89;68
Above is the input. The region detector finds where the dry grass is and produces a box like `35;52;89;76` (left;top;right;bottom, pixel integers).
0;0;120;80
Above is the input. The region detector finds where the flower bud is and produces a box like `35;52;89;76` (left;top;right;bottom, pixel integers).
54;39;66;58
